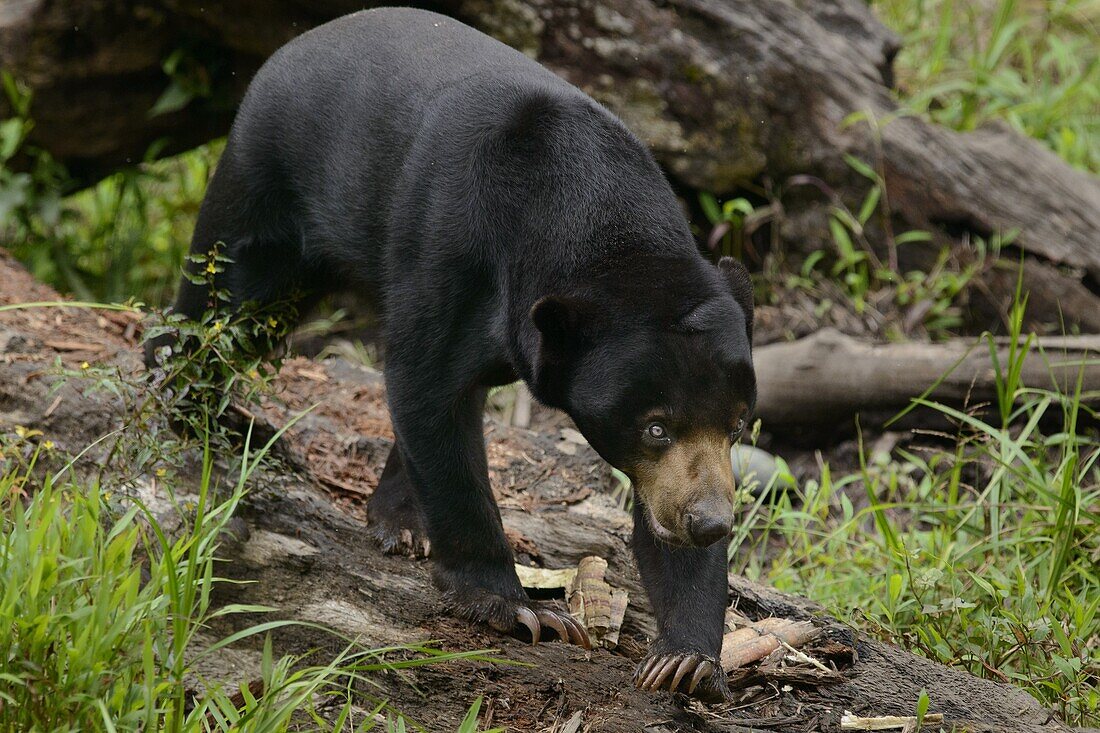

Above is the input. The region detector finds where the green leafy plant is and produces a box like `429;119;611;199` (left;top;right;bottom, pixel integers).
873;0;1100;173
0;386;505;732
699;192;780;261
730;284;1100;724
0;72;218;306
143;244;298;436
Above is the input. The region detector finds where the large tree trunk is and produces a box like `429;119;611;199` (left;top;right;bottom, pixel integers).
2;0;1098;331
0;249;1092;732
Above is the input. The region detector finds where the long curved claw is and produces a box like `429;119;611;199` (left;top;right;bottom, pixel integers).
559;613;592;650
686;659;714;695
670;655;699;692
634;656;658;687
515;606;541;645
647;655;682;691
639;661;662;690
640;655;676;690
535;610;570;644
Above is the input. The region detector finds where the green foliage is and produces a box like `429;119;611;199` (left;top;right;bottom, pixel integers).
0;364;504;732
0;73;67;241
150;47;214;118
0;71;218;306
702;136;996;341
0;438;503;731
144;243;298;439
731;292;1100;724
699;192;771;261
873;0;1100;173
1;426;296;731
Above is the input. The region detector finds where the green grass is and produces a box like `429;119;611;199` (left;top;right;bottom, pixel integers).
731;300;1100;725
0;427;502;732
0;71;217;306
873;0;1100;173
3;143;217;306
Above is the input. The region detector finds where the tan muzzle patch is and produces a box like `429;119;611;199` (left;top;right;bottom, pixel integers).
633;431;735;546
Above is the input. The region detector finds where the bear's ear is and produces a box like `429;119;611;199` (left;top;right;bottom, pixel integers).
529;295;588;406
531;295;587;347
718;257;754;344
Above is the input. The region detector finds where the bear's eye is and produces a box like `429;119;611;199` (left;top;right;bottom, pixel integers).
730;418;746;442
644;422;671;445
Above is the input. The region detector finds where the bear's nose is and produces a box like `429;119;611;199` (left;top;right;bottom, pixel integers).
684;503;733;546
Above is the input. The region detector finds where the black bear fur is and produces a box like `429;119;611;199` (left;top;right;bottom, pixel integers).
149;8;756;701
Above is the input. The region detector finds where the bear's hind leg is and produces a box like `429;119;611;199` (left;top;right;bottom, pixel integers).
367;443;431;558
147;151;317;370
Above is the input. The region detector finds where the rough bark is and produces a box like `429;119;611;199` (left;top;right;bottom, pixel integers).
2;0;1099;329
0;250;1089;732
753;328;1100;433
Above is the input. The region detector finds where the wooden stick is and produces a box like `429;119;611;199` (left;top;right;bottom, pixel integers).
840;713;944;730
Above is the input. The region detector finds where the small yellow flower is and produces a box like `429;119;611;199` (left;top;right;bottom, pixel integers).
80;361;90;370
156;468;167;478
42;440;55;451
248;368;260;380
14;426;27;438
267;316;278;328
206;262;218;274
210;320;224;333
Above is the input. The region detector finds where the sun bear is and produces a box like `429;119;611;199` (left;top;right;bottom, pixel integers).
149;8;756;701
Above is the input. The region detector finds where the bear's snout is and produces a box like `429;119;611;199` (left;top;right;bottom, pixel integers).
683;497;733;546
633;430;737;546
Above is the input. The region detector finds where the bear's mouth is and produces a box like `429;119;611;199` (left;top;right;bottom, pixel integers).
646;506;689;548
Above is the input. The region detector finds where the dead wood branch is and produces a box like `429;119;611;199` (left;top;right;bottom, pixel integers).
754;328;1100;433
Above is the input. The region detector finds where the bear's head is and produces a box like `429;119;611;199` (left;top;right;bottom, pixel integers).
530;256;755;548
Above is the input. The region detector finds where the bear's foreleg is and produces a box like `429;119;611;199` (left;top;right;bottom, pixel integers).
381;367;590;649
631;499;731;701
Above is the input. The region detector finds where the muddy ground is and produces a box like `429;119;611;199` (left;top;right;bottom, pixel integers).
0;249;1089;732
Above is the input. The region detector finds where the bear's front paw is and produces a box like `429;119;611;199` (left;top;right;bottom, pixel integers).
634;652;729;702
443;587;591;649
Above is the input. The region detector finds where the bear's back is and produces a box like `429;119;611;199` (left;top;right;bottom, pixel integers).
236;9;578;154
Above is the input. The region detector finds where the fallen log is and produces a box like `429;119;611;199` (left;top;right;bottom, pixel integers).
2;1;1099;331
0;251;1086;732
754;328;1100;434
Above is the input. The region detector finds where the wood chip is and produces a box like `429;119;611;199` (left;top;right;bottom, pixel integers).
559;486;593;504
314;472;370;496
44;340;104;352
515;565;576;590
556;711;583;733
570;556;612;631
43;394;63;418
294;367;329;382
603;589;628;648
564;555;628;649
